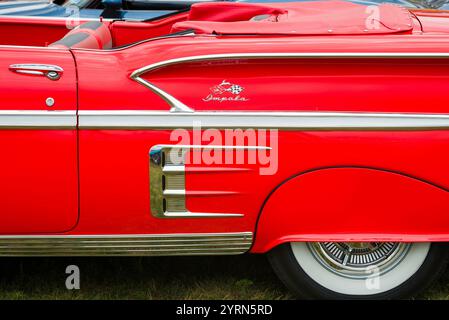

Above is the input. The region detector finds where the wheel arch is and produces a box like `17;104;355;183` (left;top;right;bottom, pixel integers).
251;166;449;253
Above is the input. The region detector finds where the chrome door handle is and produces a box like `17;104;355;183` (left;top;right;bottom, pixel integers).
9;64;64;80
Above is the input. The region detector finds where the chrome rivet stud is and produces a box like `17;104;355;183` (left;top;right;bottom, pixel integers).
46;97;55;107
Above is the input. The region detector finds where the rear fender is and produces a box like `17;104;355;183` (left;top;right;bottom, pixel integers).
251;167;449;253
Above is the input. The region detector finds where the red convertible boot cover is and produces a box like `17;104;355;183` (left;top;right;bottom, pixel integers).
171;0;414;35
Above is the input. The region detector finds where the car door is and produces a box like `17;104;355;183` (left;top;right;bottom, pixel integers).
0;46;78;234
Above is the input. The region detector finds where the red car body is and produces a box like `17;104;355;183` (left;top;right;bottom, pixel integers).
1;0;449;257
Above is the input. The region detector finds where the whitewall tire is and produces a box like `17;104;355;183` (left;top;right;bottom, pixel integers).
268;242;448;299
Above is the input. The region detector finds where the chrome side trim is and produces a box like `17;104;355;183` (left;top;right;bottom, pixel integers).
2;110;449;130
3;110;449;130
79;110;449;130
130;52;449;112
150;145;268;218
0;110;76;129
132;76;194;113
0;232;253;256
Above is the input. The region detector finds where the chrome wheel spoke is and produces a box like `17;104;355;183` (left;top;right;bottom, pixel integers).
308;242;411;279
342;248;353;266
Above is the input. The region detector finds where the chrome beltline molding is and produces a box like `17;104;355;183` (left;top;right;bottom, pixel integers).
0;110;76;128
78;110;449;130
130;52;449;113
0;232;253;256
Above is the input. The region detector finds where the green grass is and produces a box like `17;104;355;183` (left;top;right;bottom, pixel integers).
0;255;447;300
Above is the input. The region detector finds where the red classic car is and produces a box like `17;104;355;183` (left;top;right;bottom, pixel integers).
1;0;449;299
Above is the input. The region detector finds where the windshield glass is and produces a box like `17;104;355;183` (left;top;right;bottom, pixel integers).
62;0;97;8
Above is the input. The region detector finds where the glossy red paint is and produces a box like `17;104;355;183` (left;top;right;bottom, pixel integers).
252;167;449;252
0;46;77;111
142;57;449;113
76;129;449;240
73;39;449;113
0;130;78;234
1;3;449;253
0;17;95;46
0;46;78;233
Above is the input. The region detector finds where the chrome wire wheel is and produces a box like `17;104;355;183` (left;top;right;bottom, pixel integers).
308;242;410;279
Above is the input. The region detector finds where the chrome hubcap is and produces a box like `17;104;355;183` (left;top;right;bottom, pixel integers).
307;242;411;279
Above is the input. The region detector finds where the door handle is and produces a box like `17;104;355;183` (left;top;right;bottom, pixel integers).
9;64;64;80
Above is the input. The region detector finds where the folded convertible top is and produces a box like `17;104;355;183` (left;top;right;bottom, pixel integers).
171;1;414;35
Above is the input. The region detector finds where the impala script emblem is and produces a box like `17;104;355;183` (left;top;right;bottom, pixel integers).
203;80;249;102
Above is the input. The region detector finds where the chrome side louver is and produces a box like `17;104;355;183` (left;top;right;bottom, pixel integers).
149;145;244;218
